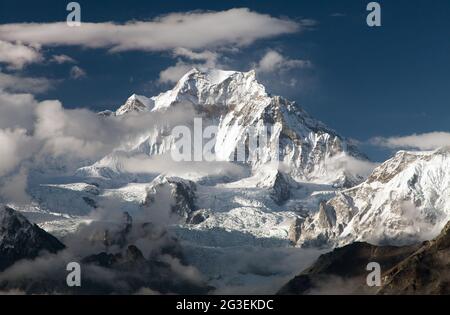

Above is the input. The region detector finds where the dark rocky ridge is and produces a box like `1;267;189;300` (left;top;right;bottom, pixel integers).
0;206;65;271
379;221;450;294
278;221;450;295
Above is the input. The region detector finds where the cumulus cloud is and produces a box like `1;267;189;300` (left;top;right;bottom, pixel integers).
0;9;302;53
0;90;38;129
0;40;43;69
371;132;450;150
70;65;86;79
256;50;312;74
0;167;31;204
0;85;197;179
0;128;35;176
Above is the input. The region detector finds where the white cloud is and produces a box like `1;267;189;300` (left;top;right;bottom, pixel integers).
256;50;312;73
0;72;54;94
371;132;450;150
50;54;76;64
0;90;38;131
70;65;86;79
0;167;31;204
173;47;218;63
0;79;197;178
159;61;194;84
0;9;302;53
0;128;35;176
325;153;379;180
0;40;43;69
159;48;221;83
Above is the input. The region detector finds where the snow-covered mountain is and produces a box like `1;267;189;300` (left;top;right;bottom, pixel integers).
116;94;154;116
294;148;450;248
4;67;448;294
28;68;450;252
82;68;369;187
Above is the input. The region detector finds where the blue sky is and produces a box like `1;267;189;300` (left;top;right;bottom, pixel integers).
1;0;450;161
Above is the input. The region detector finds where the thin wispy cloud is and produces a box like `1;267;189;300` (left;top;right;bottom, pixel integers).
330;13;346;17
70;66;87;79
255;50;312;74
159;48;221;83
370;132;450;150
50;54;76;64
0;9;304;53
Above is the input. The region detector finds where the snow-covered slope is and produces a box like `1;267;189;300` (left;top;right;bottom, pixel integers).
116;94;155;116
83;68;369;186
294;148;450;247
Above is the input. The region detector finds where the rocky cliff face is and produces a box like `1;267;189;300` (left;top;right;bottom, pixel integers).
0;206;65;271
379;221;450;294
279;220;450;295
143;175;197;221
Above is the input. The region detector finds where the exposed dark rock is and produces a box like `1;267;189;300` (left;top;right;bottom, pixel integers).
269;172;291;205
317;201;336;230
279;221;450;295
81;244;212;295
103;212;133;248
379;221;450;294
82;196;98;208
187;209;210;225
288;217;303;245
144;176;197;220
278;241;419;294
0;206;65;271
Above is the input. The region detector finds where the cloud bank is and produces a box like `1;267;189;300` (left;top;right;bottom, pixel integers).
371;132;450;150
0;79;196;203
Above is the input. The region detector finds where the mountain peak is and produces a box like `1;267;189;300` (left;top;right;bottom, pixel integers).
0;206;65;271
115;93;154;116
100;67;368;186
180;67;255;86
113;68;265;115
148;67;267;111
